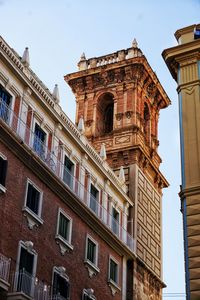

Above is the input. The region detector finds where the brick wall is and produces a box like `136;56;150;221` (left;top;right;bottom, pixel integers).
0;142;123;300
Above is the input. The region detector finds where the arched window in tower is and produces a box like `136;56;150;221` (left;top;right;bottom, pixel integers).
144;103;150;142
104;103;114;134
96;93;114;136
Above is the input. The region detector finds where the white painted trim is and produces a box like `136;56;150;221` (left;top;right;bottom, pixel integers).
55;208;73;252
108;255;120;285
0;151;7;160
24;178;43;218
85;234;99;268
15;240;38;279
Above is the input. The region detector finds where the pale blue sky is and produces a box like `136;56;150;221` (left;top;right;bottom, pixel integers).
1;0;200;299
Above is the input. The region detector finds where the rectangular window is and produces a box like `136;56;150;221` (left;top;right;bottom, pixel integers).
33;123;46;159
53;271;70;300
109;258;118;284
25;181;42;216
87;239;96;265
63;156;74;189
0;155;8;190
111;207;119;236
90;184;99;215
0;86;11;122
58;213;70;241
56;209;72;246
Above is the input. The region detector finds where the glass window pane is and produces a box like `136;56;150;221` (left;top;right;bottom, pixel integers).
59;213;69;241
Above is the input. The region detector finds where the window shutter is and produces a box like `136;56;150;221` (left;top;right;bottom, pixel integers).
0;158;8;186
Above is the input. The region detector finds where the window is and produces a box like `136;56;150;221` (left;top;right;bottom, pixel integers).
82;289;96;300
52;268;70;300
109;258;119;284
104;103;114;134
16;241;37;297
86;236;98;266
84;235;99;277
63;156;74;189
0;154;7;192
90;184;99;215
24;180;42;217
23;179;43;229
33;123;46;159
0;86;11;122
111;207;119;236
55;209;73;254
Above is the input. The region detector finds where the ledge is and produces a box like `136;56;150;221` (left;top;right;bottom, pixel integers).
84;259;100;278
0;184;6;194
22;206;43;229
55;234;74;255
108;279;121;296
0;277;10;291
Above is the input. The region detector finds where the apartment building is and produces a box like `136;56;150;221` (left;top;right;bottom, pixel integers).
0;35;169;300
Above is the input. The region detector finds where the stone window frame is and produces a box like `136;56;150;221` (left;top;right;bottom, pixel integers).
108;255;121;296
22;178;44;229
52;266;70;299
84;234;100;278
55;207;74;255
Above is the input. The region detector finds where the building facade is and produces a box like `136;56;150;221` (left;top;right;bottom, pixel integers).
0;35;169;300
163;24;200;300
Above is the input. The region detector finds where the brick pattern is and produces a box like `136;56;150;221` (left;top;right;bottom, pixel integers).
137;170;161;277
0;142;123;300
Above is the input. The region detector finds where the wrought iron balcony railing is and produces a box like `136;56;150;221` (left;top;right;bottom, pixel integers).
0;99;135;252
10;270;50;300
0;253;11;283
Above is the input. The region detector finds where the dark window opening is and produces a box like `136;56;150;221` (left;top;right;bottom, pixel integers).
0;86;11;122
33;124;46;159
58;213;70;241
104;103;114;134
90;185;99;215
53;272;70;300
96;93;114;137
0;156;8;187
26;183;40;215
144;103;150;142
87;239;96;264
110;259;118;284
17;247;34;295
63;156;74;188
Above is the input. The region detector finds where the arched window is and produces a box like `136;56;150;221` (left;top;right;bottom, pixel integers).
144;103;150;142
96;93;114;136
104;103;114;134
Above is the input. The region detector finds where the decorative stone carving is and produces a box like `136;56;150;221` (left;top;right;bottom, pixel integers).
86;119;93;127
115;113;123;121
125;111;133;119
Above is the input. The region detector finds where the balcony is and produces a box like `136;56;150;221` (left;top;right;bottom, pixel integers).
0;253;11;291
8;270;51;300
0;99;135;252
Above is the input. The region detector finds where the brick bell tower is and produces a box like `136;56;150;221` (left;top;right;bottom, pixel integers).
65;40;170;299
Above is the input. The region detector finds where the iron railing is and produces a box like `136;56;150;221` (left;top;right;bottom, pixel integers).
11;270;50;300
0;253;11;283
0;99;135;252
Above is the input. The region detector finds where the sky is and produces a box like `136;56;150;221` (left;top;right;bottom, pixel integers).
0;0;200;299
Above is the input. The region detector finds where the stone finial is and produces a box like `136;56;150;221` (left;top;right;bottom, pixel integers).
22;47;30;67
132;38;138;48
53;84;60;104
100;143;107;161
119;166;125;184
80;52;86;61
78;52;88;71
78;116;85;134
